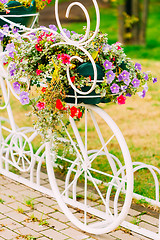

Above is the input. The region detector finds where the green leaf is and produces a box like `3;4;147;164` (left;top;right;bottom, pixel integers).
92;51;98;60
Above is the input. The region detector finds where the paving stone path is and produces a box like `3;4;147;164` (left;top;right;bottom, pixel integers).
0;174;159;240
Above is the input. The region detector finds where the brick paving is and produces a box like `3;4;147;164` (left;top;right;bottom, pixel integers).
0;174;159;240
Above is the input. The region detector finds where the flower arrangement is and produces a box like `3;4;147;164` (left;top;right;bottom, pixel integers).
3;26;157;139
0;0;51;12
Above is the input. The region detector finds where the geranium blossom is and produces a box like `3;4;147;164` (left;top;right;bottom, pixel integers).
36;101;46;110
56;99;63;110
36;69;43;75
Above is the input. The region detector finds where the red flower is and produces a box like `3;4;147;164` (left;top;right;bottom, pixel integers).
48;0;51;3
89;75;92;81
117;46;122;50
71;76;75;83
41;87;46;93
35;44;43;52
77;109;82;119
70;106;78;118
117;95;126;105
6;9;10;14
36;69;42;76
36;101;46;110
56;99;63;110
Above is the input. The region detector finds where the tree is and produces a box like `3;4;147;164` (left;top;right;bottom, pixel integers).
117;0;150;45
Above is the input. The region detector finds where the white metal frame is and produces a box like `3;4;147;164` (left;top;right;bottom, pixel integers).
0;0;159;238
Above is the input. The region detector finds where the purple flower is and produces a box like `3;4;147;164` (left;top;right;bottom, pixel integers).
121;85;127;91
13;82;21;94
138;89;146;98
2;24;9;35
153;77;157;83
9;62;16;76
121;70;130;80
126;93;132;97
12;28;18;34
118;74;123;81
110;83;120;94
0;32;4;41
132;78;140;88
19;92;29;105
0;0;8;4
123;78;131;86
106;70;115;83
71;31;76;34
62;28;71;38
143;82;148;92
5;43;17;58
49;24;58;32
135;63;142;71
103;60;112;70
144;73;148;81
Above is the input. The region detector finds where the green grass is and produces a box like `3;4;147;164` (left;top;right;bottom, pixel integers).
64;0;160;60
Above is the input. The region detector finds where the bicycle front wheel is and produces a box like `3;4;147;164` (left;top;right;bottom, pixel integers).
46;104;133;234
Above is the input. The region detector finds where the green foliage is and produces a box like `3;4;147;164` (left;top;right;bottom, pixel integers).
25;198;34;209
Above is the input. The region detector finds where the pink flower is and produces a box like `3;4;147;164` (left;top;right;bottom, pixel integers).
36;69;42;75
61;54;71;64
117;46;122;50
57;54;71;64
36;101;46;110
57;54;61;60
117;95;126;105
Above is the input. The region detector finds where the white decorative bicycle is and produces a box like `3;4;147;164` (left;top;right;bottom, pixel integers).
0;0;159;239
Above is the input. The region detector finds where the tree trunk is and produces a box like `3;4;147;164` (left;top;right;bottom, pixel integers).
117;0;149;45
117;3;125;44
139;0;149;45
131;0;139;43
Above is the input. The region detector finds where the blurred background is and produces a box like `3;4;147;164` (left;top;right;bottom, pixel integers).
39;0;160;61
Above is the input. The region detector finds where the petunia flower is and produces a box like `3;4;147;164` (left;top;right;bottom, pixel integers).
117;95;126;105
153;77;157;83
132;78;140;88
19;92;29;105
110;83;120;94
103;60;112;70
13;82;21;94
135;63;142;71
106;70;115;84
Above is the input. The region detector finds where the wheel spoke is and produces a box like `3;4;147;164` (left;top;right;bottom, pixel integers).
87;169;113;217
22;154;31;165
89;110;117;174
84;170;87;225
